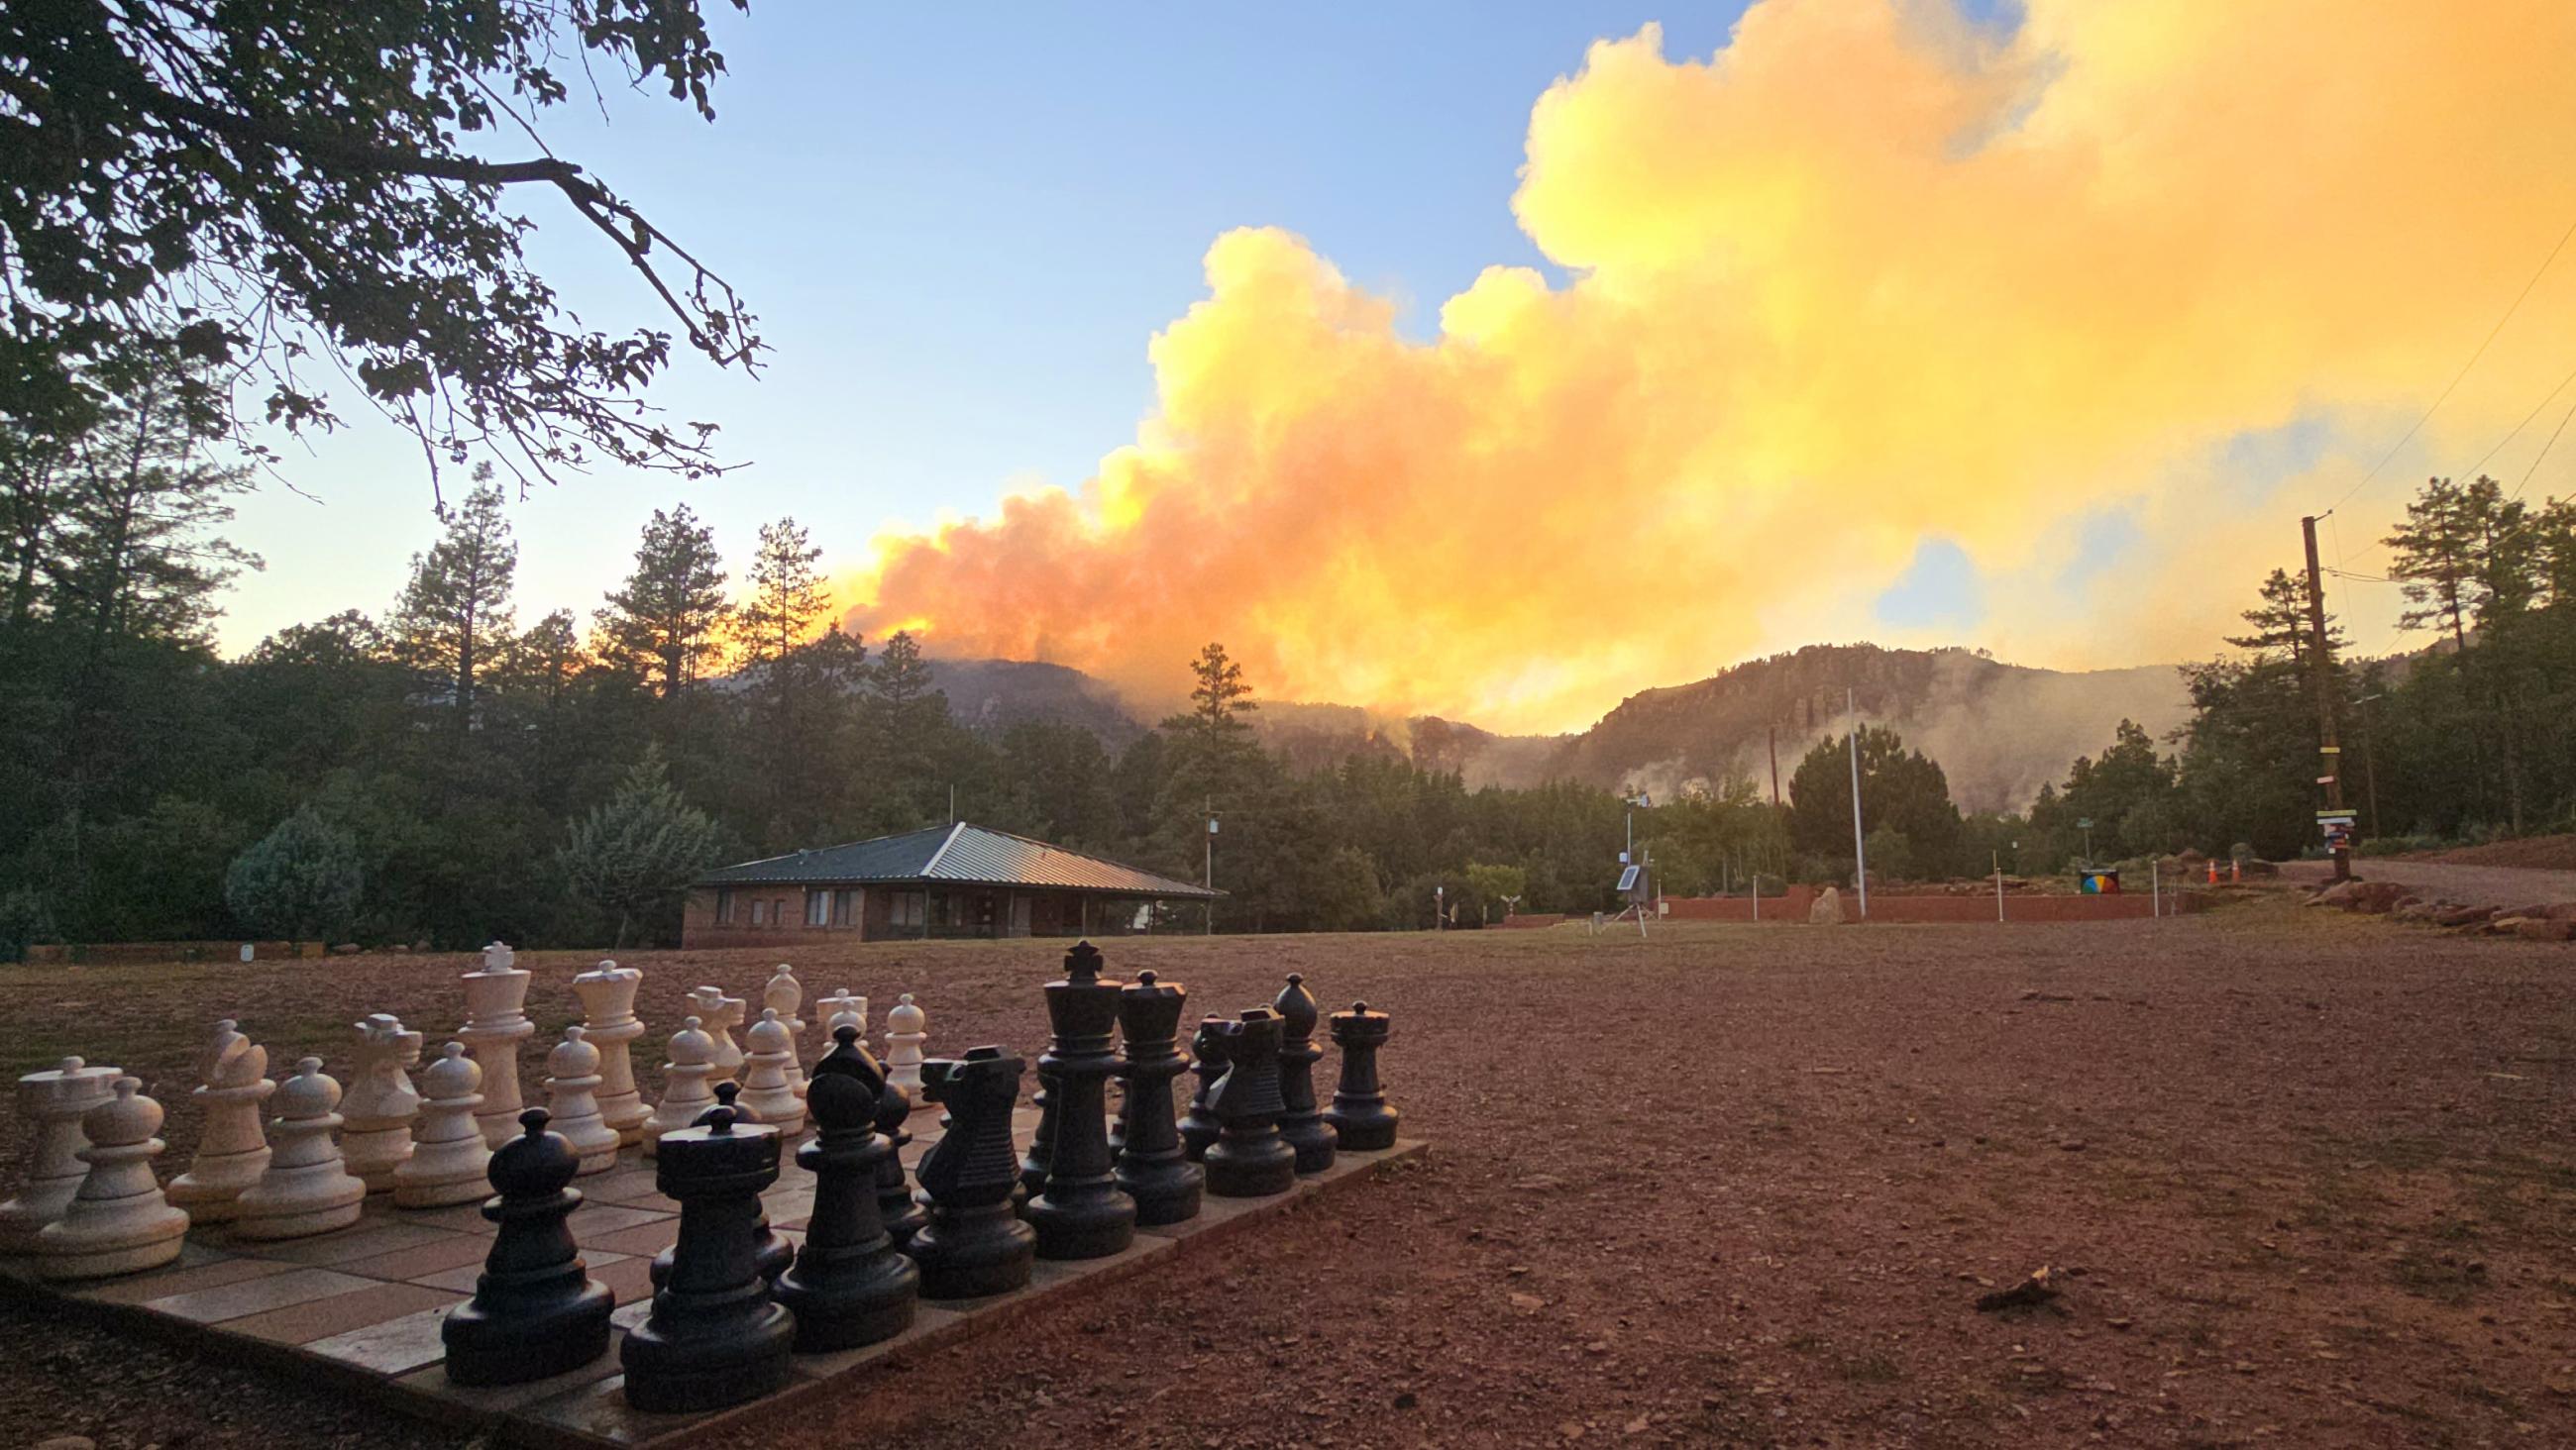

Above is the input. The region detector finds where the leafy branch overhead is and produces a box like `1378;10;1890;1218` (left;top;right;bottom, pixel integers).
0;0;761;496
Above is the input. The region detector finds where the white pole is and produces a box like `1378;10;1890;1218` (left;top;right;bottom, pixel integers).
1751;872;1760;923
1847;687;1869;920
2151;858;2160;918
1994;850;2003;923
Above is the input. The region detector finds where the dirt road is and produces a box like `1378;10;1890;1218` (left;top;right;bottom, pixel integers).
2283;855;2576;908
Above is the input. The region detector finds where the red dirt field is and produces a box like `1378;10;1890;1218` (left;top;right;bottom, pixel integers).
4;894;2574;1447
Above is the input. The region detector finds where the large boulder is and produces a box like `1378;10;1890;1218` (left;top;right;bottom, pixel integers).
2434;903;2497;928
2505;916;2576;943
1809;886;1847;926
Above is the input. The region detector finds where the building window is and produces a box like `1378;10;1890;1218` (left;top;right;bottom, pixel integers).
772;897;788;926
749;898;767;927
805;889;829;927
832;889;855;927
890;890;925;929
715;888;734;925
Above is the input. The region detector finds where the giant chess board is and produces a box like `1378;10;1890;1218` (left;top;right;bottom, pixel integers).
1;1111;1423;1447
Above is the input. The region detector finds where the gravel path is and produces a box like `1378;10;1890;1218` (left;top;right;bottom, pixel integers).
7;898;2576;1447
2283;856;2576;909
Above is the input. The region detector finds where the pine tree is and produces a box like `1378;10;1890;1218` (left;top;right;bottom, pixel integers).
1172;641;1257;740
2387;476;2479;651
593;504;730;696
732;517;831;666
2225;568;2338;668
557;747;725;946
224;804;364;947
731;518;862;850
386;476;516;722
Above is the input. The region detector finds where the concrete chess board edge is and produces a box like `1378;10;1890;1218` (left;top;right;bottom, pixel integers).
0;1137;1428;1450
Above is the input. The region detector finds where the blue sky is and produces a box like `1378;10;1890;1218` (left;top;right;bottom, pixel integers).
222;5;1783;653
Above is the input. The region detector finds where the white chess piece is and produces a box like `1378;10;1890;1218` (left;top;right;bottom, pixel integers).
816;986;868;1042
573;960;650;1144
736;1009;805;1133
642;1017;718;1159
761;964;808;1093
341;1013;423;1191
0;1056;123;1254
232;1057;368;1239
167;1021;274;1224
543;1026;623;1175
686;984;746;1082
37;1078;190;1280
884;992;927;1098
458;941;535;1147
392;1042;491;1208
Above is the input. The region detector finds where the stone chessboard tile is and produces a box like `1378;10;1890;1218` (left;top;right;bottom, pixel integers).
2;1125;1425;1450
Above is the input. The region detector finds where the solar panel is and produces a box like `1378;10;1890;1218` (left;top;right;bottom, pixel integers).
1617;864;1642;892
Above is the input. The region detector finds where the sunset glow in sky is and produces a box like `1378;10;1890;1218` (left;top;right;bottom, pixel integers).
225;3;2576;734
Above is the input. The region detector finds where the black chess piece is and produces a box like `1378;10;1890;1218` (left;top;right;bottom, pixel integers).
1204;1007;1296;1197
1323;1000;1400;1151
873;1071;929;1248
1017;1067;1054;1204
1025;941;1137;1259
775;1025;918;1352
440;1108;614;1386
911;1047;1037;1299
651;1081;792;1291
619;1102;796;1412
1272;974;1338;1175
1177;1014;1228;1163
1114;970;1203;1225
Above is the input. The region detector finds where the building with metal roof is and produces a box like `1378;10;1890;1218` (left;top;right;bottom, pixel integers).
681;821;1221;946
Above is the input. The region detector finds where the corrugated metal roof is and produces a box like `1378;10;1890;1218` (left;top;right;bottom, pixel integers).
696;822;1221;898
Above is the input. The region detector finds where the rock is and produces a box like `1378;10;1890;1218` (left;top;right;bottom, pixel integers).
2542;902;2576;921
1809;887;1846;925
2434;903;2495;928
1976;1266;2061;1312
2506;917;2576;943
2391;901;2436;924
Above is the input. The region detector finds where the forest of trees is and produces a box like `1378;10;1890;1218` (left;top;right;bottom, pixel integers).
6;363;2575;957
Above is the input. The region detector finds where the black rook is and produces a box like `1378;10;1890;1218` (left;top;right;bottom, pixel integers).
1323;1001;1400;1151
620;1103;796;1412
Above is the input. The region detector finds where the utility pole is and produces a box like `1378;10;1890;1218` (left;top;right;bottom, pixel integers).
1846;687;1869;919
1767;724;1782;808
2356;692;2385;839
2301;516;2352;882
1204;796;1216;935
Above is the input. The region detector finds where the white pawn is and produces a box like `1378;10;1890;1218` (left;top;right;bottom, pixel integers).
342;1013;423;1191
0;1056;124;1254
642;1017;718;1159
393;1043;491;1208
37;1078;190;1280
762;964;808;1093
168;1021;275;1225
884;992;927;1098
686;984;746;1082
816;986;868;1042
736;1009;805;1133
232;1058;367;1240
458;941;535;1148
574;959;650;1144
543;1026;622;1175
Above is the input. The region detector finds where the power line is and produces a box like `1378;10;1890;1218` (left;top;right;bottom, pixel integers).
2324;210;2576;513
2506;390;2576;504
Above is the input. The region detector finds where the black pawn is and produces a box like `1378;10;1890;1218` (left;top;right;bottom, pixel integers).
775;1025;918;1352
1272;974;1338;1175
652;1081;791;1290
1324;1000;1401;1151
1178;1014;1229;1163
1114;970;1203;1225
440;1108;614;1386
1025;940;1137;1259
619;1102;796;1412
911;1047;1037;1298
873;1071;929;1248
1204;1007;1297;1197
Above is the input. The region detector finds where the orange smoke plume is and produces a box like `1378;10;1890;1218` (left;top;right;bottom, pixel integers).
846;2;2576;733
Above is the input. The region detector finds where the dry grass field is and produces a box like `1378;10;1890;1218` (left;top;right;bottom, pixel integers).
4;893;2574;1447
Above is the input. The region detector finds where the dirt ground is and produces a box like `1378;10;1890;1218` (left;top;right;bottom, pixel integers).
2404;835;2576;873
5;894;2574;1448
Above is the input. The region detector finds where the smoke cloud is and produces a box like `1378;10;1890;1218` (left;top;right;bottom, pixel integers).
845;2;2576;733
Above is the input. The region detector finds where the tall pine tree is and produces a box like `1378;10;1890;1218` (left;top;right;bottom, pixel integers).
386;476;516;723
594;504;730;697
